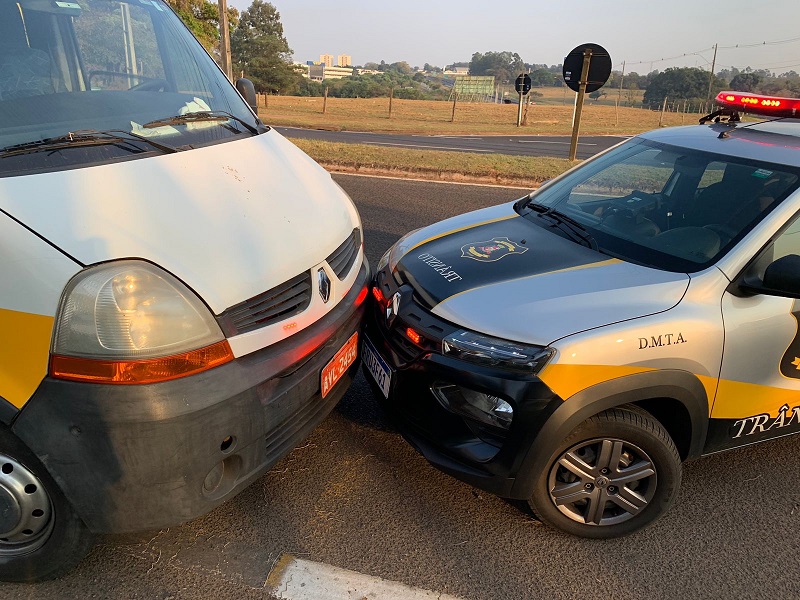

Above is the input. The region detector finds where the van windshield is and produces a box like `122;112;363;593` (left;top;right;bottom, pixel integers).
518;138;800;272
0;0;260;176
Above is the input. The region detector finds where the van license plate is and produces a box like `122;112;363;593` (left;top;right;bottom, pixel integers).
363;336;391;398
321;332;359;399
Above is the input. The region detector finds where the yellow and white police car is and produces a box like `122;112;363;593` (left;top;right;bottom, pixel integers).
365;92;800;537
0;0;367;581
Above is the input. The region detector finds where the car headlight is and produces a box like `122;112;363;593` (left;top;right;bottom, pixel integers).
442;330;553;374
51;260;233;384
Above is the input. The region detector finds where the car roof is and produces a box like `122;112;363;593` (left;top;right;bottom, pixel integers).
637;119;800;169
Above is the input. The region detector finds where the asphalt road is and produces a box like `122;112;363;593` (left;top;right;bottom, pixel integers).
274;127;628;160
4;174;799;600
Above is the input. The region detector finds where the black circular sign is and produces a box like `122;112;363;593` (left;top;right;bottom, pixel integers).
515;73;532;95
562;43;612;93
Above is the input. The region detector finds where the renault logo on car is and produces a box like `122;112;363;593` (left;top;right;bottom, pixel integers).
318;269;331;303
386;291;401;325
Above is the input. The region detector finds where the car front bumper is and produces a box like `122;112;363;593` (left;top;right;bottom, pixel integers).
11;261;369;534
364;267;562;500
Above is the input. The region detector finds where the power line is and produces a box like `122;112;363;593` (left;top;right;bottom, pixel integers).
615;34;800;72
719;35;800;50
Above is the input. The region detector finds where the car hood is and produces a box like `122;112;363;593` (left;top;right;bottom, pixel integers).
393;205;689;346
0;131;360;314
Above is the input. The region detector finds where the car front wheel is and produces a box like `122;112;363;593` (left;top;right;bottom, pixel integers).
528;406;681;538
0;426;95;582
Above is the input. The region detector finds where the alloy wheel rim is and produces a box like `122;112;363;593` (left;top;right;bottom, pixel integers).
547;437;657;526
0;454;54;555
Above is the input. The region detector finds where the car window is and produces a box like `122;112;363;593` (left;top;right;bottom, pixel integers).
0;0;259;177
521;139;800;272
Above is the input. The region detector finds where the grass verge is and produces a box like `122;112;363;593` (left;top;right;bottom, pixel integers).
291;139;575;187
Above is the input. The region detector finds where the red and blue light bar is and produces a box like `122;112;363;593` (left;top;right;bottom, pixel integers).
716;91;800;118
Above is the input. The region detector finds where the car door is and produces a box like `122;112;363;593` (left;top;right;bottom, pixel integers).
706;216;800;453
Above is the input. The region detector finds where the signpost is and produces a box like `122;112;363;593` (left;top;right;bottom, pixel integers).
514;73;532;127
563;43;611;160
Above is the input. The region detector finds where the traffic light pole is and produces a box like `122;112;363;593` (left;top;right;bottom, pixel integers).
568;48;592;162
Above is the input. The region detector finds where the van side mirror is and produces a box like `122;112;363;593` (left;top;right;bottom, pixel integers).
235;78;258;113
740;254;800;298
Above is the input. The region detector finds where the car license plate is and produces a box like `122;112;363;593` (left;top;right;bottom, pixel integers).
321;332;359;399
362;335;391;398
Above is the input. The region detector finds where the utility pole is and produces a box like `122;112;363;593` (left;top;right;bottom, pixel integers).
706;43;718;105
218;0;232;81
616;60;626;106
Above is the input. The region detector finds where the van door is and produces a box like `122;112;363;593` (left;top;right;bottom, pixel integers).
706;216;800;453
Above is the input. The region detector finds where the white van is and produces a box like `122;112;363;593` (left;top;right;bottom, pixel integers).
0;0;368;581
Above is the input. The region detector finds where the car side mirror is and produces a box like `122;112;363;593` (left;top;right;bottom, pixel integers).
235;78;258;113
740;254;800;298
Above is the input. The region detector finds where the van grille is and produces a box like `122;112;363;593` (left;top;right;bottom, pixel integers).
326;228;361;279
218;271;312;336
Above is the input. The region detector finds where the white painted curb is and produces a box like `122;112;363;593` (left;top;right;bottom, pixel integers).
267;555;465;600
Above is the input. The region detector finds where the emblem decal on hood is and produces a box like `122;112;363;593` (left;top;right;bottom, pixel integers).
460;237;528;262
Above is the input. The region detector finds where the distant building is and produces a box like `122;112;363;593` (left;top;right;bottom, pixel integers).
297;62;353;81
319;54;334;67
322;65;353;80
337;54;352;67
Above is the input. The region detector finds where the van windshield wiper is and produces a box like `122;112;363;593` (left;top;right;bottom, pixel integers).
142;110;261;135
527;201;599;250
0;129;179;158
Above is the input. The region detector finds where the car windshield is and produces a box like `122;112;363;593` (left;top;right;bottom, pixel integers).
0;0;259;176
518;138;800;272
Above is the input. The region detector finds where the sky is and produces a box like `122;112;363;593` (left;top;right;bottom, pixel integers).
226;0;800;76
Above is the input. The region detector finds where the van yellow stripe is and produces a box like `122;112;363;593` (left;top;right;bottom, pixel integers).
0;309;53;408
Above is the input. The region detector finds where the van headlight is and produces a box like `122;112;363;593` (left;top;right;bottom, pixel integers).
50;260;233;384
442;330;553;374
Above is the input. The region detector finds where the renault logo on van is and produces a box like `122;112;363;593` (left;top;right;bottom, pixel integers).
317;269;331;303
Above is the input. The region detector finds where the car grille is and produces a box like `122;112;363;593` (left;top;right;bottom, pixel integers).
217;271;312;336
326;228;361;279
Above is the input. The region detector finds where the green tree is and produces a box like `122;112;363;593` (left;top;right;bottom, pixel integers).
730;72;762;92
468;51;524;84
230;0;301;93
165;0;237;52
643;67;722;106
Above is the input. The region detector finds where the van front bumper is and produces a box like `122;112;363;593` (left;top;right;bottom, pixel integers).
11;262;369;534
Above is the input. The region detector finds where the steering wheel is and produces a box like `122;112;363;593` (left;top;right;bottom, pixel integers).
129;78;173;92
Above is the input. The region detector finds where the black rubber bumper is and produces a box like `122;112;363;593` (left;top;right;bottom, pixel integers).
12;261;369;534
364;271;561;500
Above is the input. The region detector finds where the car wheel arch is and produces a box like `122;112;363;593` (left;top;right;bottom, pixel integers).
509;369;709;500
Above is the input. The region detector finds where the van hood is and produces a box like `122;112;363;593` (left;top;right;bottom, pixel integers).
0;131;359;314
394;210;689;346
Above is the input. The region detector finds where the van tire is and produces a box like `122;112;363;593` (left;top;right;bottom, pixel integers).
528;406;681;538
0;425;95;582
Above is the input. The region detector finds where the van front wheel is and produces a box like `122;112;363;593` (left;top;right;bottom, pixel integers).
0;427;95;582
528;407;681;538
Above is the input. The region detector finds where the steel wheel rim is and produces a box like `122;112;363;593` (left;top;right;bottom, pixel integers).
0;454;54;556
547;437;657;526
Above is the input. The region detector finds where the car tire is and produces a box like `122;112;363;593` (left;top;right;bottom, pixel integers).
0;425;95;582
528;406;681;538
